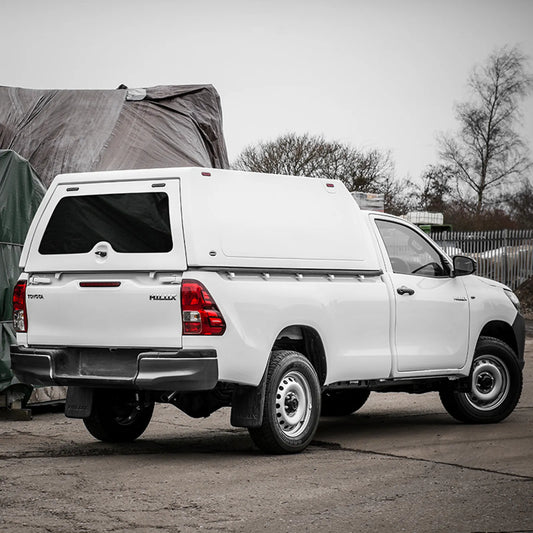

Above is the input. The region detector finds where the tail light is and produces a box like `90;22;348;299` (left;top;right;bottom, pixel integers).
181;280;226;335
13;280;28;333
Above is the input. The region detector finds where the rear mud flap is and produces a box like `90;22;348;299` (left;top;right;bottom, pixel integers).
230;376;267;428
65;387;94;418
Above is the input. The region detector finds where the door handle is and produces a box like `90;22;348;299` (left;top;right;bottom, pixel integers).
397;285;415;296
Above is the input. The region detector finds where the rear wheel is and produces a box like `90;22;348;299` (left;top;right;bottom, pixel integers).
321;389;370;417
440;337;522;423
83;389;154;442
248;351;321;454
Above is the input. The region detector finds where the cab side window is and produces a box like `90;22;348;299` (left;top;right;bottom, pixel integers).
375;219;449;277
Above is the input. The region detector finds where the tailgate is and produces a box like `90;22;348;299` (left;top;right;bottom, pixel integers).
26;272;182;348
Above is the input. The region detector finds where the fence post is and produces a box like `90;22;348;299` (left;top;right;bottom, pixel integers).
503;229;509;287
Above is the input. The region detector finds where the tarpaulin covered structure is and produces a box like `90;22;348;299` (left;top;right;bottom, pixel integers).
0;150;45;397
0;84;229;187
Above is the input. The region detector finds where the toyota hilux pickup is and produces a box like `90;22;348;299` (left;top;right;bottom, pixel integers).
11;167;525;453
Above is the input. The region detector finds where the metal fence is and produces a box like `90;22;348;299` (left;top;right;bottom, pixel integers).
430;229;533;290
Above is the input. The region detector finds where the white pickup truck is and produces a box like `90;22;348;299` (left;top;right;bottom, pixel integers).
11;168;525;453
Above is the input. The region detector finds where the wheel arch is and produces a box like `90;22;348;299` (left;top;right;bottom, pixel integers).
478;320;519;358
272;325;327;386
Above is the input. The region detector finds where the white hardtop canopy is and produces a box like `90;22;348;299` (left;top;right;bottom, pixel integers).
22;167;382;273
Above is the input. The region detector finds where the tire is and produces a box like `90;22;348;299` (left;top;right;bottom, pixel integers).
83;389;154;442
321;389;370;417
248;350;321;454
439;337;522;424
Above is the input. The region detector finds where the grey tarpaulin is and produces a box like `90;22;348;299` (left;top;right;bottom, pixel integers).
0;150;45;394
0;84;229;187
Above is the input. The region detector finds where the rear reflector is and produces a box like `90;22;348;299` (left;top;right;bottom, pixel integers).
79;282;121;287
13;280;27;333
181;280;226;335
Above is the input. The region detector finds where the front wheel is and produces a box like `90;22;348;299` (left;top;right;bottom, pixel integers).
248;351;321;454
440;337;522;424
83;389;154;442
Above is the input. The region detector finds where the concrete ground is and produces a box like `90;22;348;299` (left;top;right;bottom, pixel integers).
1;334;532;532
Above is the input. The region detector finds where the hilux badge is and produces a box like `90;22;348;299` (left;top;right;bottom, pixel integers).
149;295;177;301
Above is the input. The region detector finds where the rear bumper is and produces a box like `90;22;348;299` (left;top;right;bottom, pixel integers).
10;345;218;391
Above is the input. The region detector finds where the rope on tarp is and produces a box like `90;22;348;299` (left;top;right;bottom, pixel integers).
0;242;23;247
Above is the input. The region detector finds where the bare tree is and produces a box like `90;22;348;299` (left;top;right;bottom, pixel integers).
439;46;532;215
418;164;454;212
233;132;413;212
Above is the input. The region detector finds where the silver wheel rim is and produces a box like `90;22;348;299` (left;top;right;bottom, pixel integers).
464;355;510;411
275;370;313;438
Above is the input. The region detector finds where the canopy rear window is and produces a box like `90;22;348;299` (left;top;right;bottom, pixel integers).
39;192;173;254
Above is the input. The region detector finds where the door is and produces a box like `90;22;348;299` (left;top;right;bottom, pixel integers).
374;218;469;373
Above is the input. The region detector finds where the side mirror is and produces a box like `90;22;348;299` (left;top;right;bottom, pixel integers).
453;255;476;277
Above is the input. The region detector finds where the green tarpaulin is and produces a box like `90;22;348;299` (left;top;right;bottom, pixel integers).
0;150;45;393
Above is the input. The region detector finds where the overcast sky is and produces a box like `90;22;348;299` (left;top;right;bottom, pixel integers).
2;0;532;181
